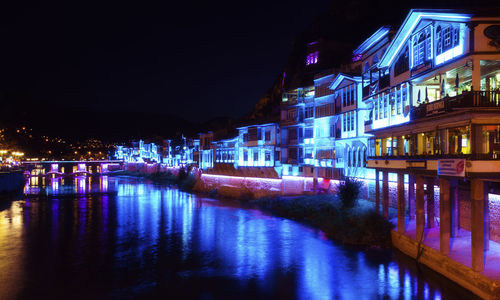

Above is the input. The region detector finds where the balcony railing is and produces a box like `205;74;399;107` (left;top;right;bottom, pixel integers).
411;91;500;120
368;153;500;161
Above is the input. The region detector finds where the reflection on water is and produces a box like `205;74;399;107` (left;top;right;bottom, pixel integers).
0;177;478;299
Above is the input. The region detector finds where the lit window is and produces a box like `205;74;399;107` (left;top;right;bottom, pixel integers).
412;26;432;68
384;93;388;118
306;51;319;65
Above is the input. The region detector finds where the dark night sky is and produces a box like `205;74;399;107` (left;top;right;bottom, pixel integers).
1;0;497;125
0;1;338;122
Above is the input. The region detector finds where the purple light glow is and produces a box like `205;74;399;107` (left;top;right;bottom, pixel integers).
306;52;319;66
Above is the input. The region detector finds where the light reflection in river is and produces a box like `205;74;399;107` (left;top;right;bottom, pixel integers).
0;176;479;299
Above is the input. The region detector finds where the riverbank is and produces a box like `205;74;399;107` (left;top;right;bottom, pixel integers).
254;195;395;248
108;169;197;191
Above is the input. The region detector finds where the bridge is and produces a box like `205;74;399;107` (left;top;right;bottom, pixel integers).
22;160;123;178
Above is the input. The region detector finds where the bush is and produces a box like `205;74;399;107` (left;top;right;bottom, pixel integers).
179;173;196;192
177;167;188;183
336;177;363;209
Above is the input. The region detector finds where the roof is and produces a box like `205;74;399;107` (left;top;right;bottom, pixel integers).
329;73;362;91
378;9;472;68
353;26;392;55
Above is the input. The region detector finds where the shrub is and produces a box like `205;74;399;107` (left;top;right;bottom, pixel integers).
336;177;363;209
179;173;197;192
177;167;188;183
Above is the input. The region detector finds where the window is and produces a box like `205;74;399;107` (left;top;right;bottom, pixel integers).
391;92;396;116
436;26;443;55
243;150;248;161
265;130;271;141
402;84;408;113
265;152;271;161
305;128;313;138
350;112;355;131
436;23;462;64
384;93;388;118
306;51;319;65
394;46;409;76
305;106;314;118
443;26;452;51
305;148;313;159
350;87;355;106
343;114;347;131
374;95;379;120
253;151;259;162
396;87;401;115
412;26;431;68
248;128;258;141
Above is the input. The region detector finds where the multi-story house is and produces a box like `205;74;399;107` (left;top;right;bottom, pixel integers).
214;137;237;166
324;26;394;179
114;140;161;163
280;86;313;176
236;123;280;169
362;9;500;273
199;132;214;170
312;70;340;179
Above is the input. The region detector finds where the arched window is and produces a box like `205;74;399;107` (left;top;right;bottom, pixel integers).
353;149;357;167
412;26;432;68
363;147;367;167
436;26;442;55
347;148;351;167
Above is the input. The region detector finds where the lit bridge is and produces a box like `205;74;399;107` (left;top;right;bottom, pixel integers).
22;160;123;178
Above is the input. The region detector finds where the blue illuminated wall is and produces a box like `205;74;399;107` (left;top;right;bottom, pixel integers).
114;140;161;163
236;123;280;168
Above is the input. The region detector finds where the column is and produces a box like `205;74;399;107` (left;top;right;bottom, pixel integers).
472;57;481;93
439;177;451;255
382;171;389;218
450;179;460;237
471;179;488;272
416;175;425;242
397;172;405;233
426;177;435;228
408;174;416;220
375;170;380;213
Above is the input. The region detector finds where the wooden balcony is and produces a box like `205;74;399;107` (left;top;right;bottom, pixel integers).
411;91;500;120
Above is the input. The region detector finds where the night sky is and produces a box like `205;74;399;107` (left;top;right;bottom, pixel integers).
1;0;497;126
0;1;338;123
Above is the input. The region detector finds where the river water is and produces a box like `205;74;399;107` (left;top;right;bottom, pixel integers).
0;176;478;299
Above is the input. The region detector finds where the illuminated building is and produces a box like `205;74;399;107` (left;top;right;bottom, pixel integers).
199;132;214;170
214;137;237;165
312;71;339;179
114;140;161;163
280;86;314;176
236;123;280;169
163;136;199;167
358;9;500;281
